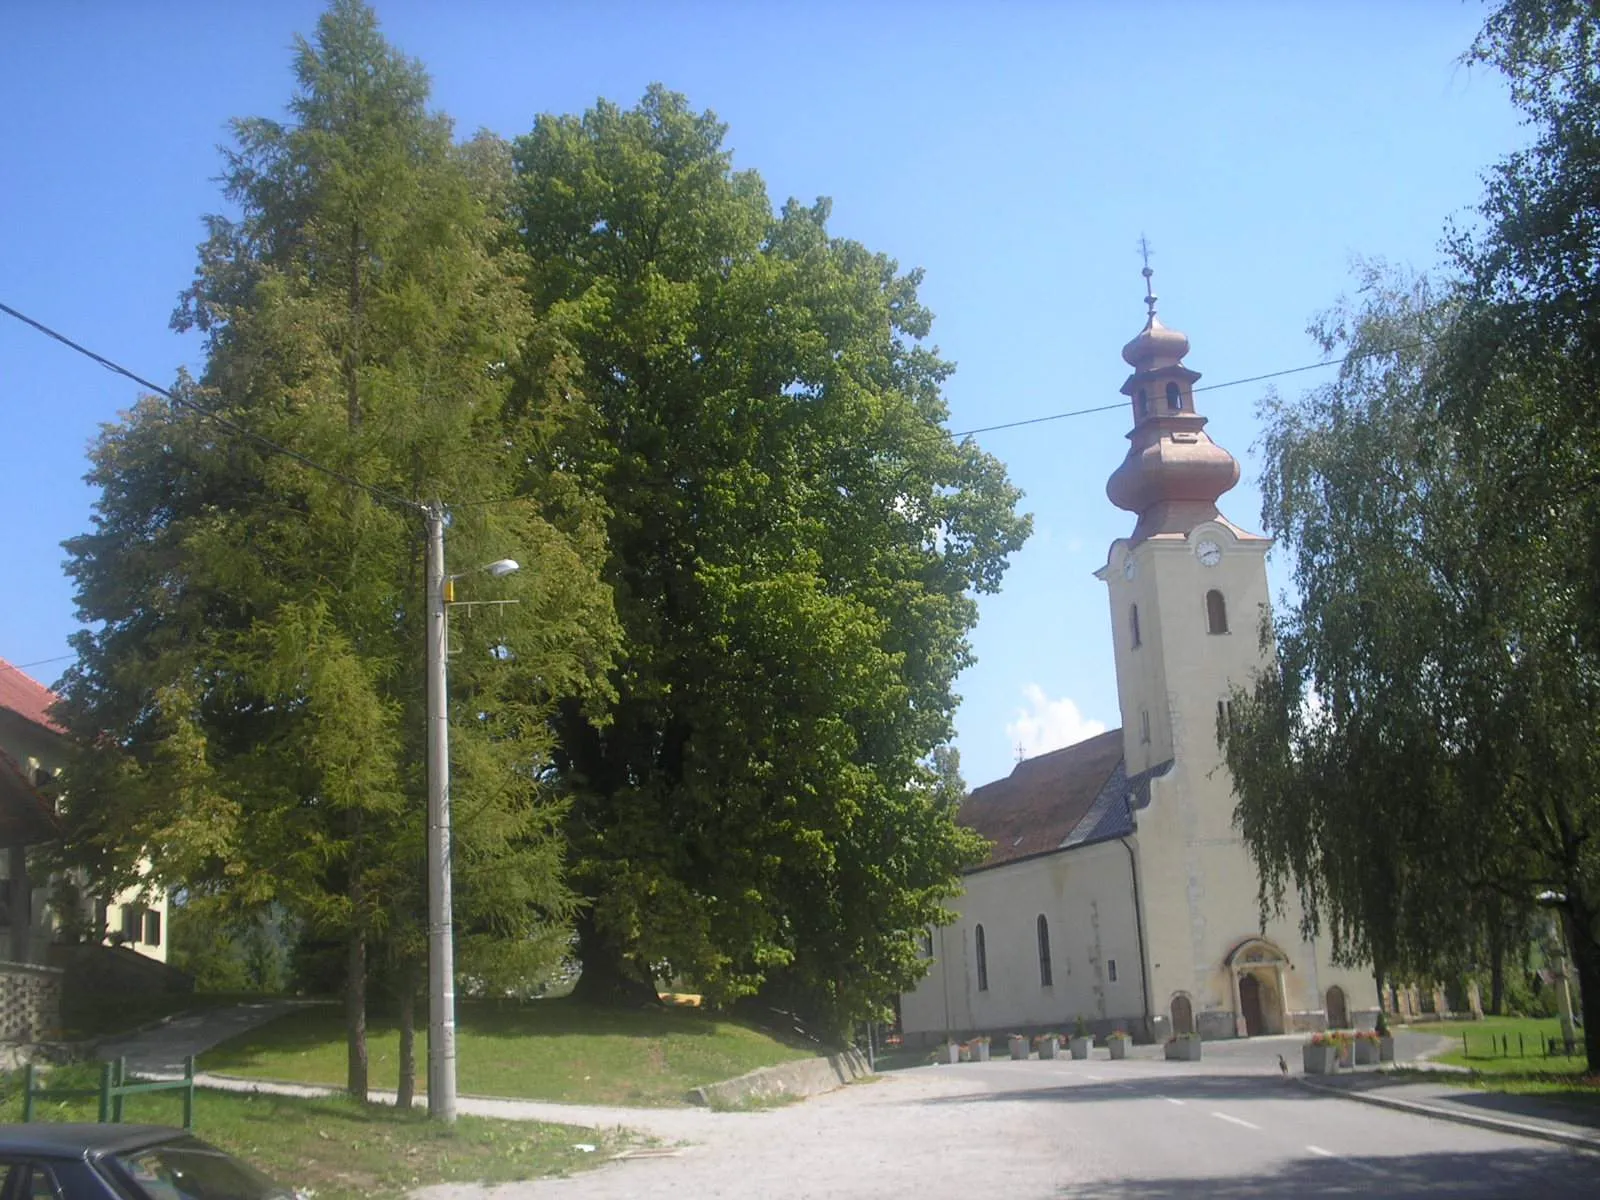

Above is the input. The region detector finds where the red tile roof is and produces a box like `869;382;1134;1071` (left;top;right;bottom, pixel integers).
0;659;66;736
958;729;1126;870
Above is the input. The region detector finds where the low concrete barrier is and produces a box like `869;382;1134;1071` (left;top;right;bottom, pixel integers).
687;1047;871;1107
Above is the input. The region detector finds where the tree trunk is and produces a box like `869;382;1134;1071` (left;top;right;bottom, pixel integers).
1565;901;1600;1074
1489;932;1506;1017
346;923;369;1102
571;907;660;1007
396;959;418;1110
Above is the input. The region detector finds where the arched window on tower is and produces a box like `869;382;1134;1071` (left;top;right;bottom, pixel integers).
1166;381;1182;410
1037;915;1053;987
1206;589;1228;634
1129;603;1141;648
1137;388;1151;417
975;924;989;992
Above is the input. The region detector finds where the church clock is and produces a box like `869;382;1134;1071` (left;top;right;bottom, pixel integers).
1196;540;1222;567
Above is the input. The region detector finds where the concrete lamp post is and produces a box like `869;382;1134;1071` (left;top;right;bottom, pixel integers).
424;502;520;1123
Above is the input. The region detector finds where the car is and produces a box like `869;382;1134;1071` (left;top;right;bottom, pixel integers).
0;1124;295;1200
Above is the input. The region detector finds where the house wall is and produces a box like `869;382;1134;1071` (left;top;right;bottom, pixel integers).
0;711;170;966
899;839;1146;1046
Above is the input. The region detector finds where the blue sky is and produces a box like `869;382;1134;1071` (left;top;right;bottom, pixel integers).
2;1;1523;789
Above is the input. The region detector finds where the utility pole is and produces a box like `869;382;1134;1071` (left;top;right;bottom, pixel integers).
424;502;458;1122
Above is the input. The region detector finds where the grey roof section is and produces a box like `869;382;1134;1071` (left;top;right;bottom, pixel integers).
1062;755;1175;851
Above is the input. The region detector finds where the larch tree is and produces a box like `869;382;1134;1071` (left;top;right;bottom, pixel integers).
55;0;617;1101
511;87;1028;1038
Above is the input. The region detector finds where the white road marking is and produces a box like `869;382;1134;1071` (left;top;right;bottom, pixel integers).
1210;1111;1261;1130
1306;1146;1334;1157
1163;1096;1185;1105
1305;1146;1383;1175
1085;1073;1105;1080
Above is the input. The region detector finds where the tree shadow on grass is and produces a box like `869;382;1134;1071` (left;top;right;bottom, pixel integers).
1057;1146;1595;1198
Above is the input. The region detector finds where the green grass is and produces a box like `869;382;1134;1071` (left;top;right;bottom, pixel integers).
58;992;288;1043
202;996;818;1107
1414;1016;1589;1076
0;1065;619;1200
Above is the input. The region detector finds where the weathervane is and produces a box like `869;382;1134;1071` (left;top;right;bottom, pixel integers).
1138;234;1157;320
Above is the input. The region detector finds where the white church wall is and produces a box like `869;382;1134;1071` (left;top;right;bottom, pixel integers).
899;840;1147;1046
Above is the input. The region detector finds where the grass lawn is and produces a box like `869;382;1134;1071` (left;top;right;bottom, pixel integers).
202;996;818;1107
0;1066;617;1200
58;992;288;1043
1401;1015;1599;1112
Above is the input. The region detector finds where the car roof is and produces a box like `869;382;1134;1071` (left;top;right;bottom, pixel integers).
0;1124;190;1159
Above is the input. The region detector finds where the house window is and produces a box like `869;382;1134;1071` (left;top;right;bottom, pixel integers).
1037;915;1053;987
1108;958;1119;983
1129;603;1141;649
1166;381;1182;410
975;924;989;992
1206;589;1228;635
121;906;142;944
144;909;162;947
1140;710;1151;744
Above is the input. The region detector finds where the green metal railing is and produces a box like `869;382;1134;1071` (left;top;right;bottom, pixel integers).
22;1056;196;1130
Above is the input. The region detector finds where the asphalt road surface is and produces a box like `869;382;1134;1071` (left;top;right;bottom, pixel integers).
418;1039;1597;1199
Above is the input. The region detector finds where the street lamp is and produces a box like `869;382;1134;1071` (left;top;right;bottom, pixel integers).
424;503;520;1123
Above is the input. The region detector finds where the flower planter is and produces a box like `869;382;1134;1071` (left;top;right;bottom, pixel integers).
958;1043;972;1063
1303;1043;1339;1074
1069;1035;1093;1060
1008;1036;1030;1061
1107;1037;1129;1060
1353;1038;1380;1066
1378;1036;1395;1063
1164;1037;1202;1062
971;1040;991;1063
1036;1037;1060;1060
941;1042;961;1065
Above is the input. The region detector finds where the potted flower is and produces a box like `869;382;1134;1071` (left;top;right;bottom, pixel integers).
1034;1033;1062;1060
1069;1016;1094;1060
1008;1033;1030;1061
969;1035;991;1063
1353;1029;1381;1066
1303;1032;1339;1074
1376;1012;1396;1063
1106;1028;1130;1060
1164;1032;1202;1061
941;1041;962;1065
1334;1031;1353;1068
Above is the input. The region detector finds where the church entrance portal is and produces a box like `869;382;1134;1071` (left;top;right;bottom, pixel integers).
1225;938;1290;1037
1326;985;1349;1029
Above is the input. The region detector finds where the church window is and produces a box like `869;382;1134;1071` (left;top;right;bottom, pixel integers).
1137;388;1150;416
1139;710;1151;744
975;924;989;991
920;929;934;958
1166;381;1182;410
1206;589;1228;634
1129;604;1141;648
1217;698;1233;728
1108;958;1118;983
1036;915;1053;987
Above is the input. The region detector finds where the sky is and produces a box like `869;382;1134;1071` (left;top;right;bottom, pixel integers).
2;1;1527;790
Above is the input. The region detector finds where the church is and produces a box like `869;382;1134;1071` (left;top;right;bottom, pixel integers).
900;274;1380;1045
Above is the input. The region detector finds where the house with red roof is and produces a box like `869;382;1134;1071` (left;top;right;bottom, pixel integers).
0;657;170;969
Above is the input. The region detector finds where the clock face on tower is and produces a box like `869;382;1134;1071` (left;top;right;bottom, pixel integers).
1196;540;1222;567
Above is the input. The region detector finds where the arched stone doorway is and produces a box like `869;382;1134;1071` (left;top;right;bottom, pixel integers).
1170;993;1194;1035
1326;985;1349;1029
1224;937;1290;1037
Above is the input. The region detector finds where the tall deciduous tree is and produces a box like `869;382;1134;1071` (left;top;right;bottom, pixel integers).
56;0;616;1099
511;88;1028;1037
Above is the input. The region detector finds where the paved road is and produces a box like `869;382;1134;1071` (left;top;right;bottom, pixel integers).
418;1047;1597;1199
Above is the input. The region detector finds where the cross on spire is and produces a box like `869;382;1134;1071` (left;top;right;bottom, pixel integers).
1137;235;1158;320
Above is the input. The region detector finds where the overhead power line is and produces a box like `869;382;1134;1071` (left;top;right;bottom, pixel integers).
0;654;76;674
0;301;422;514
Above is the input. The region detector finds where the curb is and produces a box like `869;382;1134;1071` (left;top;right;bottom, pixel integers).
1296;1077;1600;1153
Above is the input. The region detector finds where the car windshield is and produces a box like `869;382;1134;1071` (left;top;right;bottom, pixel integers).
109;1136;293;1200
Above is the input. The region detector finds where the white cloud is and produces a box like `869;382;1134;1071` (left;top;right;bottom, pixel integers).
1005;684;1107;760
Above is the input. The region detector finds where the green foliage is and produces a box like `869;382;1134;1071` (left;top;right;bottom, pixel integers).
511;87;1027;1035
55;0;617;1094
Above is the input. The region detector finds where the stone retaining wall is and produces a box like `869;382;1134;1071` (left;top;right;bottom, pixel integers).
0;959;63;1041
687;1047;871;1107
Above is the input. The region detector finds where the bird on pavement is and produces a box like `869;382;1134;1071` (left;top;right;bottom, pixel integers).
1277;1054;1288;1077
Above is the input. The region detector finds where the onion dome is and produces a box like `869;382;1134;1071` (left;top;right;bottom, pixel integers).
1106;263;1240;541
